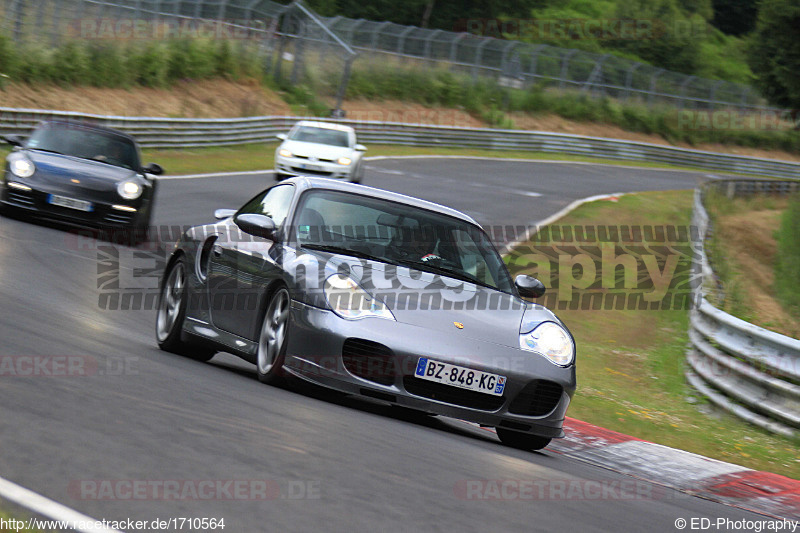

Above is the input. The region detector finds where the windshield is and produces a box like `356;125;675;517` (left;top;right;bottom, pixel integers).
288;126;351;148
26;123;140;171
293;189;514;293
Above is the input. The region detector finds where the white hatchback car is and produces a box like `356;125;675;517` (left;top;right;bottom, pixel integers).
274;121;367;183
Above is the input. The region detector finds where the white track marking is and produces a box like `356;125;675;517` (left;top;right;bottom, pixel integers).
0;475;124;532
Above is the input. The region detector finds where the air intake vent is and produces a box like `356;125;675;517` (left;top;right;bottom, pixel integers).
342;338;396;386
507;380;563;416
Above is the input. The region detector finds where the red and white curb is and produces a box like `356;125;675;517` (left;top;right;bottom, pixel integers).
547;418;800;520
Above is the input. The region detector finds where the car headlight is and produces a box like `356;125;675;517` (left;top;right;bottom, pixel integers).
337;157;352;166
278;148;292;158
519;321;574;366
8;154;35;178
117;179;143;200
324;274;395;321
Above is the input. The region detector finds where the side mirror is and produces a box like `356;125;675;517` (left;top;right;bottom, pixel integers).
142;162;164;175
354;144;366;152
235;213;277;240
214;208;236;220
515;275;546;299
276;133;287;141
2;134;24;147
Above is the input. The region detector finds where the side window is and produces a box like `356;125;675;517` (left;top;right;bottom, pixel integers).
239;185;294;227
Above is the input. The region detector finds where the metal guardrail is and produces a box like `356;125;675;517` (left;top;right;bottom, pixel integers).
2;107;799;180
688;181;800;438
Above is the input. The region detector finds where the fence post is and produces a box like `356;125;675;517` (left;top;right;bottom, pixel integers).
582;53;610;96
559;49;577;89
525;44;547;86
647;68;665;108
679;75;696;109
290;20;305;86
11;0;24;43
423;29;442;61
334;56;354;112
397;25;415;55
472;37;490;80
372;21;392;50
623;63;641;102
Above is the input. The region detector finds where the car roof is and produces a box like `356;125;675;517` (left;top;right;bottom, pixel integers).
285;177;479;226
292;120;354;133
38;120;138;143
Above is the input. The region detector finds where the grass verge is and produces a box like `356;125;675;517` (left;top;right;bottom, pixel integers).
703;191;800;337
107;143;767;177
505;190;800;478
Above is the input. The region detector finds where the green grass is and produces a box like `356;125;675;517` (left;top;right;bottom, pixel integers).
140;142;770;176
1;141;783;177
506;190;800;478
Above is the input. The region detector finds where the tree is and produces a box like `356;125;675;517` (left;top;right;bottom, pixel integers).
711;0;757;36
748;0;800;108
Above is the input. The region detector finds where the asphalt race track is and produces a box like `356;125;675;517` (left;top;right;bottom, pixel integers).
0;158;765;532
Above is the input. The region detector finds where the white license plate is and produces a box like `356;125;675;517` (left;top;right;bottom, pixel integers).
300;163;322;172
414;357;506;396
48;194;93;212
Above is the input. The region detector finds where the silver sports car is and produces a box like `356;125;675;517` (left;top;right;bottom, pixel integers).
155;177;576;450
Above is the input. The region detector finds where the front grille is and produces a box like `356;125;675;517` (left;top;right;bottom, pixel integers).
342;338;396;386
402;376;506;411
290;166;333;176
104;211;135;225
507;380;563;416
6;189;34;206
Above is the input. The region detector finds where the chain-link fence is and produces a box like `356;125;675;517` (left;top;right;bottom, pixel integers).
0;0;772;113
0;0;356;110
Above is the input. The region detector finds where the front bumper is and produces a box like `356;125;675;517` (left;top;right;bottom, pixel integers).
1;179;145;228
275;155;354;180
284;301;576;438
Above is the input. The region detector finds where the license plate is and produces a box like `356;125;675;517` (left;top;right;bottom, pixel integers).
48;194;93;212
300;163;322;172
414;357;506;396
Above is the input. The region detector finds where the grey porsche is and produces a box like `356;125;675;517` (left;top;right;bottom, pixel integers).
155;176;576;450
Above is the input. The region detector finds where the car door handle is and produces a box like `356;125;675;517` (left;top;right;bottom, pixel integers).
212;245;223;257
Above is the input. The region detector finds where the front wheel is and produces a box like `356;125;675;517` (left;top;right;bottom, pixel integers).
495;428;552;451
155;258;215;362
256;286;291;384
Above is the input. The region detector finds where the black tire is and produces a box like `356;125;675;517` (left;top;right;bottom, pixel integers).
495;428;552;451
275;172;288;181
155;258;215;362
256;286;291;384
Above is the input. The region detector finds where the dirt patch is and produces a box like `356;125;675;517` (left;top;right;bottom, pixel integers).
339;99;486;128
0;79;291;118
715;200;799;338
1;80;797;162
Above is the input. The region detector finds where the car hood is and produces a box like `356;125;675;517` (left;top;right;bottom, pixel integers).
289;248;561;349
26;151;138;192
280;140;354;160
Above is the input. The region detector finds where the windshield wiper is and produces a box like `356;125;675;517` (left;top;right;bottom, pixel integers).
29;148;63;155
300;243;386;263
393;259;495;290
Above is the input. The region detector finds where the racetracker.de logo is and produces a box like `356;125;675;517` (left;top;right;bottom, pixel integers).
68;479;321;500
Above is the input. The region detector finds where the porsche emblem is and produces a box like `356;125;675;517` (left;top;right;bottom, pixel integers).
453;322;464;329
